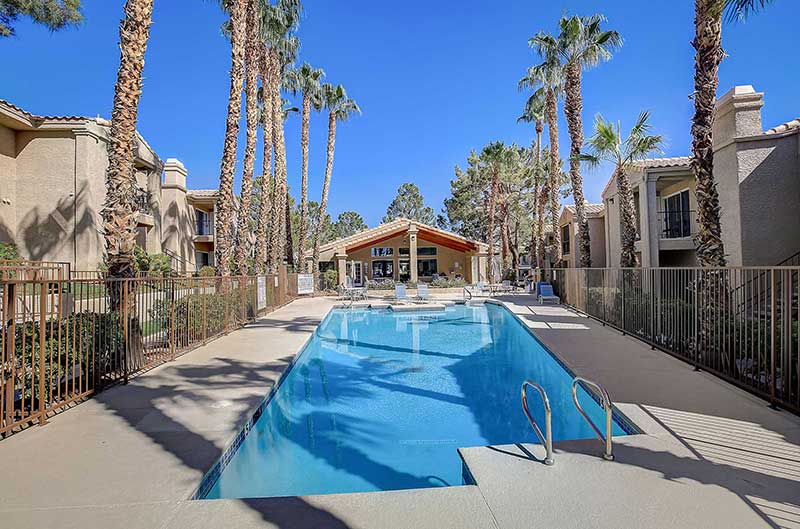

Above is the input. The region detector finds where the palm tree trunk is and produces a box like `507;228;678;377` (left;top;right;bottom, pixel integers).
615;167;639;267
692;0;727;267
268;51;288;272
233;0;259;275
563;61;591;268
532;127;544;275
255;46;273;273
545;87;561;266
101;0;153;370
487;168;499;282
297;92;311;271
500;199;511;274
215;0;247;277
103;0;153;286
312;111;336;276
285;188;295;267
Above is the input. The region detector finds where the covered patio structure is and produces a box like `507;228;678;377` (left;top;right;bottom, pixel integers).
313;218;489;286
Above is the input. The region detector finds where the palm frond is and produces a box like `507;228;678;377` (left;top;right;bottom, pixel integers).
723;0;774;22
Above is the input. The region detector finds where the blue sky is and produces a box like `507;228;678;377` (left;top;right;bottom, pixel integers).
2;1;798;227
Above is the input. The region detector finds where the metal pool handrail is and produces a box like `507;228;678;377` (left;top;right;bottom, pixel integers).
521;380;554;465
571;377;615;461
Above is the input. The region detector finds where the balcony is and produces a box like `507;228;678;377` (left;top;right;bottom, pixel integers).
194;218;214;244
657;209;696;251
134;189;154;226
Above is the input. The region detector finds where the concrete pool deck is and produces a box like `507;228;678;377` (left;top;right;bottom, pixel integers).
0;295;798;528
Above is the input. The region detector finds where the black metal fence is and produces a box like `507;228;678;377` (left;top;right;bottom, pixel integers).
545;267;800;414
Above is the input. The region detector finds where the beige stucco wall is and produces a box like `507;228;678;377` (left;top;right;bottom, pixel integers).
559;208;605;268
161;159;198;272
0;124;17;244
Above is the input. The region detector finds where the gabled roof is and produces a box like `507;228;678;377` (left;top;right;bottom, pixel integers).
601;157;692;199
319;218;487;255
562;203;605;222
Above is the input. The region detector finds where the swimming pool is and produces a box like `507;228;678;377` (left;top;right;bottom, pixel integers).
200;302;633;499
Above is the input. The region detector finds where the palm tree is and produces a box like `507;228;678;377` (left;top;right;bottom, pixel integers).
214;0;248;277
254;46;274;273
480;142;515;282
284;63;325;272
233;0;261;275
581;112;663;267
517;88;546;272
691;0;773;267
550;14;622;268
311;83;360;279
521;45;565;267
102;0;154;287
267;36;299;271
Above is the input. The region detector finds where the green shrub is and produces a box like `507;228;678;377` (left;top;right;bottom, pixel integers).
199;265;216;277
322;268;338;290
148;253;172;276
0;242;20;261
430;277;467;288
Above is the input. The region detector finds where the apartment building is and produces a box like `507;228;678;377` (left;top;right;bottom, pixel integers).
557;203;606;268
602;85;800;268
0;99;219;272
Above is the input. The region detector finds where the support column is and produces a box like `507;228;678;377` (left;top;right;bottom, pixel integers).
335;249;347;287
638;175;658;267
409;223;418;284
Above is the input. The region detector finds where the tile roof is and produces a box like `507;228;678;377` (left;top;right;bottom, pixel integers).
564;203;605;217
187;189;219;197
631;156;691;169
764;118;800;135
0;98;90;123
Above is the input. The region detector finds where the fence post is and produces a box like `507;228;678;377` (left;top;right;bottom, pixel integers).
38;281;47;426
620;271;626;336
122;281;129;385
170;278;176;360
693;268;699;371
769;269;777;408
202;278;207;342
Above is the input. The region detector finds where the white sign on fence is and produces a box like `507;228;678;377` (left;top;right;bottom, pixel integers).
257;276;267;310
297;273;314;295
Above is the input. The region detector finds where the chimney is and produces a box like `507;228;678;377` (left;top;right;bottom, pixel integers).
713;85;764;148
163;158;187;190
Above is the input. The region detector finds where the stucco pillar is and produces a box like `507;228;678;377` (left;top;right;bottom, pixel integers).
638;175;658;267
335;249;347;287
408;223;418;284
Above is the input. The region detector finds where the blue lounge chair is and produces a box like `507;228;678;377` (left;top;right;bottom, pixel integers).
537;282;560;305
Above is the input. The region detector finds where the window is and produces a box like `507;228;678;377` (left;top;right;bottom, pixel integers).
398;247;410;256
662;190;691;239
371;247;394;257
196;210;211;235
417;259;437;277
398;260;411;281
561;225;570;255
418;247;437;256
372;260;394;279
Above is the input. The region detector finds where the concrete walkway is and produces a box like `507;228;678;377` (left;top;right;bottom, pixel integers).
1;295;798;529
472;296;800;529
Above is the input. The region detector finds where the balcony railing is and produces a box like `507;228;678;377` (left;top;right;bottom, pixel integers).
195;219;214;236
657;210;695;239
134;189;152;216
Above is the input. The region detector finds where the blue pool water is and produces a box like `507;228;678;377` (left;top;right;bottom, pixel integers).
203;303;630;499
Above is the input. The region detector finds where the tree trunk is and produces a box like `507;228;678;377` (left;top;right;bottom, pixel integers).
692;0;727;267
563;61;591;268
268;51;288;272
615;167;639;268
297;92;311;271
101;0;153;369
312;112;337;277
545;87;561;266
285;189;295;268
255;45;273;273
214;0;247;278
487;167;499;282
234;0;259;275
532;126;543;275
500;200;510;275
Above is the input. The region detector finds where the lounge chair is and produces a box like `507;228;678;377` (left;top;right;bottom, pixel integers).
394;283;408;303
415;283;430;302
537;282;560;305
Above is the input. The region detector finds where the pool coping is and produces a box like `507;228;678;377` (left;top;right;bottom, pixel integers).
192;300;643;501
